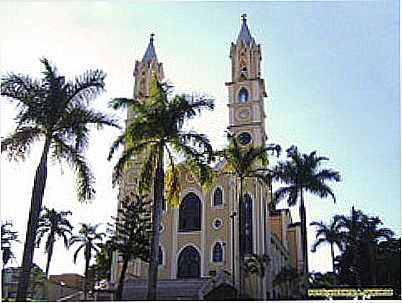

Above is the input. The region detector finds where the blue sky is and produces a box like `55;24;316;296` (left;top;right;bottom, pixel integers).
0;1;400;275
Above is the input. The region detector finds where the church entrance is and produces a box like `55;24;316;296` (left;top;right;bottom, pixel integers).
177;246;201;278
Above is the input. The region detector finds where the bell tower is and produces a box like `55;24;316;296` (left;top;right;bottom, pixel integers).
133;33;164;101
123;34;165;193
112;34;165;284
226;14;267;146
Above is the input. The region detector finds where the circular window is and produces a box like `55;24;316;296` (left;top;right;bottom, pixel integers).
238;132;252;145
213;218;223;230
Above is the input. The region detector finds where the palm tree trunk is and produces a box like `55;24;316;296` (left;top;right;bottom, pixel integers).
147;142;164;300
238;176;244;298
299;189;308;290
45;238;55;278
330;243;335;275
83;247;90;301
115;256;129;301
16;137;51;301
369;244;377;285
351;206;361;287
330;242;338;286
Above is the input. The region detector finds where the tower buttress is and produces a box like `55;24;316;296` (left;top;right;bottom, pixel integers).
226;14;268;146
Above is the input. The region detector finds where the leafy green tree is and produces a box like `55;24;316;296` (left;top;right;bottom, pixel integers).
92;239;114;281
273;146;340;280
243;254;270;278
215;133;280;297
108;73;214;300
308;271;336;288
310;217;344;274
1;58;118;301
108;193;151;300
70;223;105;301
333;207;364;286
29;264;47;300
274;267;300;298
376;238;400;297
36;207;73;277
335;208;394;286
1;221;20;268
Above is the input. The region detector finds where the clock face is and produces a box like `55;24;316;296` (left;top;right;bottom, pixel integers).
238;132;252;145
238;109;250;120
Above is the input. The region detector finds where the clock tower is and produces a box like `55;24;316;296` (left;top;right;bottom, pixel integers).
226;14;268;146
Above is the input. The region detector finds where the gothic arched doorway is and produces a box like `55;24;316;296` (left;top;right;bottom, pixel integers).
177;246;201;278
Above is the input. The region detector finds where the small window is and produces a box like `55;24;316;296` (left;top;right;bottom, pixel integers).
238;88;249;103
213;187;223;207
238;132;252;145
212;242;223;262
212;218;223;230
158;246;163;265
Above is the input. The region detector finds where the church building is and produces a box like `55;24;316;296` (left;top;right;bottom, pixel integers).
110;15;305;300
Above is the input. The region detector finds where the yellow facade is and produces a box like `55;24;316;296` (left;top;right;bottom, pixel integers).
110;16;304;300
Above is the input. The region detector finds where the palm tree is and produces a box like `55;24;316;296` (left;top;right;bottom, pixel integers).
1;58;118;301
215;133;280;297
336;209;394;285
36;207;73;277
360;216;394;285
70;223;105;301
108;193;151;300
273;146;340;281
1;221;20;268
108;73;214;300
310;218;344;274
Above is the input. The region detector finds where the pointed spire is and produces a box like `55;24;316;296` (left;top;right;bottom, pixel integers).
236;13;253;45
142;33;158;64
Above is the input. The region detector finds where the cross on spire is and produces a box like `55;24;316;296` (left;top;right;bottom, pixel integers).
142;33;158;63
241;13;247;23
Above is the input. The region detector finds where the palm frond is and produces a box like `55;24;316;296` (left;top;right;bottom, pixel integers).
52;135;95;201
311;238;327;252
112;140;157;187
73;243;85;263
314;169;341;182
1;73;43;109
1;127;43;161
138;144;158;193
64;69;106;107
107;133;125;161
108;97;137;110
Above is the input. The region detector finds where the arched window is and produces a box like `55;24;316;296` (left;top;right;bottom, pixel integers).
240;59;248;79
238;88;249;103
240;193;253;255
179;192;201;232
158;246;163;265
212;242;223;262
177;246;201;278
213;187;223;207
